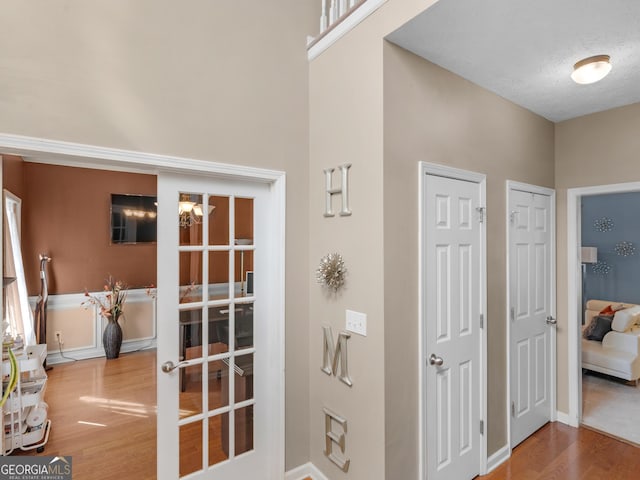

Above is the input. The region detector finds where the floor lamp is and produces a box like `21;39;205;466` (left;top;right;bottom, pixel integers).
581;247;598;324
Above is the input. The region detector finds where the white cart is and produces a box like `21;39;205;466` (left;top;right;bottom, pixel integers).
2;344;51;455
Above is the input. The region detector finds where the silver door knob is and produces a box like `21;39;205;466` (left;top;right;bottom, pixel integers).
546;316;557;326
429;354;444;366
161;360;188;373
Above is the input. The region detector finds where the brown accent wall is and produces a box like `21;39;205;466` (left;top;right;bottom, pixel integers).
22;163;156;295
2;155;27;201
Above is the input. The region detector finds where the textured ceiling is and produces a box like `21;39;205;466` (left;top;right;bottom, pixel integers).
386;0;640;122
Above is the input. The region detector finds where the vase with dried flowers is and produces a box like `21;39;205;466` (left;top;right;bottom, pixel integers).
82;276;128;359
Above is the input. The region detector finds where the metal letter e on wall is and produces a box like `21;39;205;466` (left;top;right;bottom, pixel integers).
323;407;350;472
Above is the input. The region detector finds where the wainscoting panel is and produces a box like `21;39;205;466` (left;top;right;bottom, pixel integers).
30;288;157;364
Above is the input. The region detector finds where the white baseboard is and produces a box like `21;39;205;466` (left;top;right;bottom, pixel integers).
47;339;157;365
555;411;571;425
486;444;510;474
285;462;329;480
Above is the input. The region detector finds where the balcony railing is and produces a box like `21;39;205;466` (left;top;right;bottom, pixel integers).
321;0;365;35
308;0;387;59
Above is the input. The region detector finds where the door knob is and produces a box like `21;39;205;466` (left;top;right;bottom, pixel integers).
429;354;444;366
546;316;557;326
161;360;188;373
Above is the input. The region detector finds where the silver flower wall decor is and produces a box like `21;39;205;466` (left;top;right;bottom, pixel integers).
614;241;636;257
591;260;612;276
593;217;614;233
316;253;347;291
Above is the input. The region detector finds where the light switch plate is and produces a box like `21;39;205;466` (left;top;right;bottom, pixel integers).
346;309;367;336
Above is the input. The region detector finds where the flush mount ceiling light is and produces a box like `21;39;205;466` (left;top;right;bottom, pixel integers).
571;55;612;85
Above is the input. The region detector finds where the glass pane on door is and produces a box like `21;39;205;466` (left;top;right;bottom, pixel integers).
234;250;254;299
179;193;203;246
179;251;202;303
209;412;230;467
209;251;230;301
180;421;203;477
234;405;254;456
209;196;230;246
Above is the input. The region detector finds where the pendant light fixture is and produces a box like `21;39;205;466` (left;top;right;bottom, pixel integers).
571;55;612;85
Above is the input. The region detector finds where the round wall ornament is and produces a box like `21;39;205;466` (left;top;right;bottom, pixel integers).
316;253;346;291
593;217;614;233
591;260;611;276
614;241;636;257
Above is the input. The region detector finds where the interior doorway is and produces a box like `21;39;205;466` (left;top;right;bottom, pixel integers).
567;181;640;443
570;187;640;445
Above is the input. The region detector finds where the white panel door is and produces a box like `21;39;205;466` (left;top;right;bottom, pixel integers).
425;174;482;480
157;173;282;479
509;189;553;447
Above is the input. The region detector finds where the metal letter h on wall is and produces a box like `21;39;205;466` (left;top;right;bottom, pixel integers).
323;163;352;217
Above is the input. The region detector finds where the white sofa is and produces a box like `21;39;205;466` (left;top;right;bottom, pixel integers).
582;299;640;384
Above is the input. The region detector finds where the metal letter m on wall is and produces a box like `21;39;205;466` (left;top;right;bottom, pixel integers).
321;326;353;387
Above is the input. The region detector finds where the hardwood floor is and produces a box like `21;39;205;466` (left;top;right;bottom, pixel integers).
13;350;157;480
480;422;640;480
13;348;241;479
11;351;639;480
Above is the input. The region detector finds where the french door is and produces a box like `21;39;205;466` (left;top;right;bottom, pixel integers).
156;172;283;479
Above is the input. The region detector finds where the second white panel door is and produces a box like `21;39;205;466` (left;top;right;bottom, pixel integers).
509;188;554;448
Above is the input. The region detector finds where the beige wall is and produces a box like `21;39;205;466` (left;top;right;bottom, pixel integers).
383;43;555;474
308;1;446;477
0;0;316;469
310;0;553;474
555;102;640;415
309;21;386;480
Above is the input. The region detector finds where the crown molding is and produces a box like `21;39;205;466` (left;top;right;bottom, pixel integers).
0;133;284;182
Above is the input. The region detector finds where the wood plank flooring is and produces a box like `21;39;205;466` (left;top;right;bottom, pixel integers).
10;350;639;480
13;350;157;480
480;422;640;480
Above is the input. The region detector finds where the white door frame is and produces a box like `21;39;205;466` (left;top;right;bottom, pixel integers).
418;161;488;479
566;181;640;427
505;181;556;451
0;132;286;478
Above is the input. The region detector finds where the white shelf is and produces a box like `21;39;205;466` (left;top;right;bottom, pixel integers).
2;344;47;375
2;378;47;412
4;419;50;450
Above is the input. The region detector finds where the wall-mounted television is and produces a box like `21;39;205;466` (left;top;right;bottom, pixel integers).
111;194;157;244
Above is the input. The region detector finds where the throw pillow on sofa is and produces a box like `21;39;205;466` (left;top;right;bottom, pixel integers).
583;315;613;341
599;304;616;316
612;305;640;332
